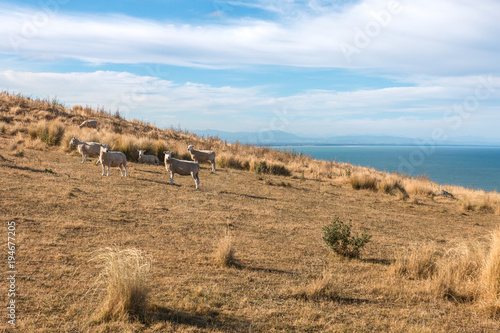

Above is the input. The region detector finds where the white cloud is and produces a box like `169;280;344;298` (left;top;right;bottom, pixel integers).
0;0;499;74
1;70;498;138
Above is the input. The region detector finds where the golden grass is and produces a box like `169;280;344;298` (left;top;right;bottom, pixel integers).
432;243;483;302
393;245;440;280
292;271;342;301
479;229;500;317
5;91;500;331
350;171;377;191
92;248;152;323
214;231;236;267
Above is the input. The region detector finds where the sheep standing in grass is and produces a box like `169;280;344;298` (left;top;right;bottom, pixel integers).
137;149;159;165
69;137;101;164
99;145;127;177
164;151;200;189
187;145;216;172
79;120;98;129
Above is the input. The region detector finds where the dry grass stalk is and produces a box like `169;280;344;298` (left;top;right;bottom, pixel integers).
293;271;342;301
93;248;152;322
432;244;483;302
479;229;500;317
392;245;439;280
215;230;236;268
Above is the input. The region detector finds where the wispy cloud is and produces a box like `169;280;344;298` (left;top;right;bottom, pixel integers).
1;0;499;74
1;70;498;137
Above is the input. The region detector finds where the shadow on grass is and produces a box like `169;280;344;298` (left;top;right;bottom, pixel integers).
237;263;296;275
2;164;56;174
218;190;277;201
145;305;252;331
359;258;393;266
136;177;179;186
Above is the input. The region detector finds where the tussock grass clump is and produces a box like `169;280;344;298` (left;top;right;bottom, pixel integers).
28;120;66;146
350;172;377;191
253;161;291;176
459;197;474;212
293;271;342;301
392;246;440;280
322;216;371;259
217;154;248;170
93;248;152;322
214;231;236;268
432;244;483;302
479;229;500;317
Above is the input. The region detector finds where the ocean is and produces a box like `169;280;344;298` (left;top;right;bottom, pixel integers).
275;145;500;192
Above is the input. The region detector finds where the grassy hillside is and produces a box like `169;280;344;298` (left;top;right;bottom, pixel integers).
1;92;500;332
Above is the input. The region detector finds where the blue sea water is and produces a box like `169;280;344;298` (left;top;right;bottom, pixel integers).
275;145;500;192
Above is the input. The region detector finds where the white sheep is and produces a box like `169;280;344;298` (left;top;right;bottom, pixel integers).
187;145;216;172
163;151;200;189
79;120;98;129
99;145;127;177
69;137;101;164
137;149;159;165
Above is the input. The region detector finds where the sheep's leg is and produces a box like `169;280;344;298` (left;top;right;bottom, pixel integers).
170;171;174;185
106;166;110;177
124;165;127;177
119;165;124;176
81;153;86;164
211;161;216;172
101;163;105;176
193;171;200;189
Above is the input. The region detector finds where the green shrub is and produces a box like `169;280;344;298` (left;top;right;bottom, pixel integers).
322;216;371;258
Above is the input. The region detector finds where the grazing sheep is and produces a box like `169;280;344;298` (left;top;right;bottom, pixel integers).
79;120;98;129
163;151;200;189
69;137;101;164
99;145;127;177
187;145;216;172
137;149;159;165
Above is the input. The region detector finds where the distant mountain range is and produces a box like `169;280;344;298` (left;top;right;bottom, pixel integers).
193;129;500;146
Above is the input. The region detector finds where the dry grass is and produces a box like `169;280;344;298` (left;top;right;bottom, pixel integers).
432;243;484;302
292;271;343;301
393;245;440;280
479;229;500;317
4;91;500;331
214;230;237;268
350;171;377;190
92;248;152;323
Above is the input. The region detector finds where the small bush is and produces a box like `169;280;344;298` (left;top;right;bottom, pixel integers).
322;216;371;258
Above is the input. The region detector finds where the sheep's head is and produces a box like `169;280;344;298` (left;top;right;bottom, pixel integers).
138;149;145;157
100;144;109;153
187;145;194;151
69;137;78;146
163;151;172;161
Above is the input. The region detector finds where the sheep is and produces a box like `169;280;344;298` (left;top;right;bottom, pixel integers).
163;151;200;189
187;145;216;172
69;137;101;164
99;145;127;177
79;120;98;129
137;149;159;165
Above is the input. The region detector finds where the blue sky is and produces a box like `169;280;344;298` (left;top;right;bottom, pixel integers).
0;0;499;140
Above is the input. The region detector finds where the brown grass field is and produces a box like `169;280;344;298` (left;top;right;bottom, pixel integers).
1;92;500;332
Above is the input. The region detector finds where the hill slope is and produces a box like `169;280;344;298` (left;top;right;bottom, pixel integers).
1;92;500;332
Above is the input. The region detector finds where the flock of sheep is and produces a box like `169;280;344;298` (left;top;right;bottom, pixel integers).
70;120;216;190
